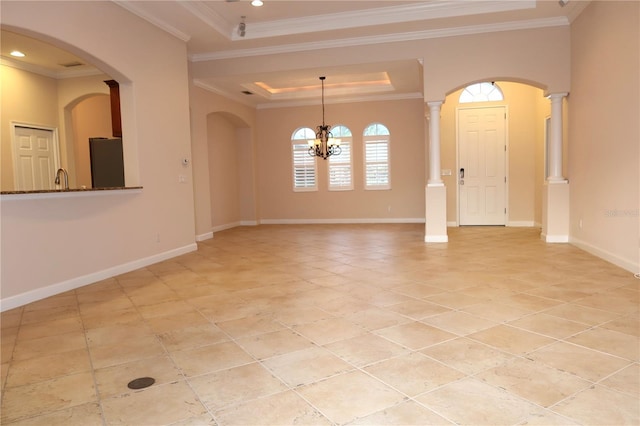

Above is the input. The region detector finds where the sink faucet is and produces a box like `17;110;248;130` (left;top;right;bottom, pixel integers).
55;168;69;190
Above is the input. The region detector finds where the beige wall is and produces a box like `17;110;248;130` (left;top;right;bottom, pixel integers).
1;1;195;305
440;82;547;225
0;65;58;191
568;1;639;272
256;98;426;221
71;94;111;188
189;84;256;238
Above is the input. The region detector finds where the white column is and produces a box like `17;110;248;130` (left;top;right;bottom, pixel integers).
428;101;443;184
547;93;568;182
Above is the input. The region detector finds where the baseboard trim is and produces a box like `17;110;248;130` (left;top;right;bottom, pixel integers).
570;236;639;274
542;234;570;243
0;243;198;312
196;232;213;242
259;218;426;225
507;221;535;227
425;235;449;243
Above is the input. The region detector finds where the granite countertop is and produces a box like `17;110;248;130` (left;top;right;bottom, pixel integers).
1;187;143;195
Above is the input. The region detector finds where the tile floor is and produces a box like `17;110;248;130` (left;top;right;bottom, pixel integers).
1;224;638;425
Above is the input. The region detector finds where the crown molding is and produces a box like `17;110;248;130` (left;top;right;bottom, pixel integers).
178;1;234;39
192;16;569;62
113;1;191;42
232;0;535;41
256;92;424;110
193;79;256;108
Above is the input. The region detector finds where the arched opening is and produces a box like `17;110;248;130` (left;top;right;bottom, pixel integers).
440;80;551;228
206;111;256;231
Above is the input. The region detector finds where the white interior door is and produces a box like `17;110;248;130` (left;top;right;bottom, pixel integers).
12;125;58;191
458;107;506;225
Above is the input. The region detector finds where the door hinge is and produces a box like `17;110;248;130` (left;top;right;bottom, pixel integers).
504;176;507;183
504;208;507;214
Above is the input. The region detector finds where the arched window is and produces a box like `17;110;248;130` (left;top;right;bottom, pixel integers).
459;82;504;103
291;127;317;191
328;125;353;191
363;123;390;190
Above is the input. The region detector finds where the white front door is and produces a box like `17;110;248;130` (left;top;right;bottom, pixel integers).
458;106;506;225
12;125;59;191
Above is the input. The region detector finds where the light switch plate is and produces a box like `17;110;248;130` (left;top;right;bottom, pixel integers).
441;169;452;176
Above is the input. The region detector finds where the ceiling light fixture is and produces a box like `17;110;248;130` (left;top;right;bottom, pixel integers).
251;0;263;6
309;76;341;160
10;50;25;57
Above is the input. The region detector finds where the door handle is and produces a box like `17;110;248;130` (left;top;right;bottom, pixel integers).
459;168;465;179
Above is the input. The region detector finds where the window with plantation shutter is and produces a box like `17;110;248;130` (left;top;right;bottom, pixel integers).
363;123;390;190
328;125;353;191
291;127;317;191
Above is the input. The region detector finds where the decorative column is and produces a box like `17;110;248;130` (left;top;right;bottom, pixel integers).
425;101;448;243
547;93;567;181
428;101;443;184
542;93;570;243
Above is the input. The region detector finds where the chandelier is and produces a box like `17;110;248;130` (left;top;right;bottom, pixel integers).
308;76;341;159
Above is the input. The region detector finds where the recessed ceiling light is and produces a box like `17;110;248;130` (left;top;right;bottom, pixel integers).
251;0;263;6
10;50;25;58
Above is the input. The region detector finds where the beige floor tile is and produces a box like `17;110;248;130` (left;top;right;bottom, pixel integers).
421;337;513;375
551;385;640;425
11;331;87;362
292;317;365;345
529;341;631;382
374;321;456;350
189;362;288;410
468;325;555;355
5;348;91;388
216;313;285;339
385;299;451;320
324;332;409;367
1;308;24;329
508;313;590;339
3;402;103;426
171;341;254;377
567;327;640;361
364;352;464;396
159;324;229;352
136;300;197;319
416;377;540;426
94;354;183;398
347;400;454;425
270;305;334;326
344;307;412;331
101;381;206;425
600;314;640;337
145;310;211;334
19;306;80;326
262;346;353;387
476;357;591;407
4;226;638;426
16;316;83;341
85;323;154;348
236;329;315;360
89;335;166;369
1;372;96;423
80;308;143;329
298;370;405;424
422;310;498;336
599;363;639;396
462;301;533;322
543;303;621;326
214;390;331;426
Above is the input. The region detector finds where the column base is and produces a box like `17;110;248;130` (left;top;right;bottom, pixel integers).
425;184;448;243
541;180;570;243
